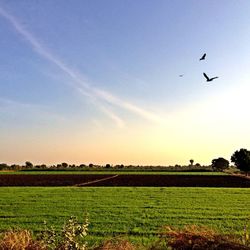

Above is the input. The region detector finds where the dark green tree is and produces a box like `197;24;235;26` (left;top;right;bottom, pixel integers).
61;162;68;168
40;164;47;169
0;163;8;170
231;148;250;175
25;161;33;169
11;164;19;170
211;157;229;172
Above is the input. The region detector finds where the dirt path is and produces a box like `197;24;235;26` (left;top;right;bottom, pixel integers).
231;173;250;180
74;175;119;186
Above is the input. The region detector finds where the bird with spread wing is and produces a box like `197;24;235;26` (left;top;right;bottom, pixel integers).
203;72;218;82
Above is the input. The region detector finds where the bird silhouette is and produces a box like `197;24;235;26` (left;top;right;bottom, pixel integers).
203;72;218;82
199;53;206;60
179;74;184;77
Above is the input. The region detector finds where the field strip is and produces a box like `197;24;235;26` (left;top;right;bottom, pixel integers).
231;173;250;180
74;174;119;186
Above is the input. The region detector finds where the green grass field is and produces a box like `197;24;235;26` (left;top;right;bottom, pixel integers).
0;170;227;175
0;187;249;245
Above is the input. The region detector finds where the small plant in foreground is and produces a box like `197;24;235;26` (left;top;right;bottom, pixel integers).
39;216;88;250
60;216;88;250
1;221;250;250
38;221;57;249
242;218;250;246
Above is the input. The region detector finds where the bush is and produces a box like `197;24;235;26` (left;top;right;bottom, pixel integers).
0;229;44;250
157;225;250;250
39;216;89;250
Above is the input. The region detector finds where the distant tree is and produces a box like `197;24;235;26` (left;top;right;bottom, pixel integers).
89;163;94;168
10;164;21;170
211;157;229;172
57;164;62;169
25;161;33;169
40;164;47;169
105;164;111;168
231;148;250;175
0;163;8;170
175;164;181;169
61;162;68;168
189;159;194;166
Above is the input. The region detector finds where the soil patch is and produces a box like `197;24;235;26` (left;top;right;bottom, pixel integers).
0;174;250;187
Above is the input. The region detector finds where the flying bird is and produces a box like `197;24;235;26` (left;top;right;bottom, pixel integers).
203;72;218;82
179;74;184;77
199;53;206;60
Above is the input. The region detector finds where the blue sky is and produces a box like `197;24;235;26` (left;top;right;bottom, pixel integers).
1;1;250;165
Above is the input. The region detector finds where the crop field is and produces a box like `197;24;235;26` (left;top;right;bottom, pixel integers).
0;187;250;245
0;173;250;187
0;170;227;175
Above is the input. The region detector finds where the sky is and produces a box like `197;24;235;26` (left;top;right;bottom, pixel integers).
1;1;250;166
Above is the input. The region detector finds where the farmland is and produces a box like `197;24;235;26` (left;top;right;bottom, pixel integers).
0;173;249;187
0;170;227;175
0;171;249;246
0;186;250;245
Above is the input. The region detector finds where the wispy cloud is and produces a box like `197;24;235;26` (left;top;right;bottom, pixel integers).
0;97;44;109
99;105;125;128
0;5;161;127
93;88;161;122
0;97;67;122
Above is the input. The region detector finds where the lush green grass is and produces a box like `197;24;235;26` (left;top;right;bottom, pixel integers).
0;170;227;175
0;187;249;245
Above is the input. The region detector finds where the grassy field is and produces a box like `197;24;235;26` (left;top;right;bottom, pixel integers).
0;187;249;245
0;170;227;175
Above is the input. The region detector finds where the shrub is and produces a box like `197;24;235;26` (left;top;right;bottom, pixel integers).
39;216;88;250
158;225;250;250
0;229;44;250
38;221;57;249
60;216;88;250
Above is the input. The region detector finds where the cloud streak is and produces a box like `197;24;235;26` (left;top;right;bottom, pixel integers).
0;5;161;126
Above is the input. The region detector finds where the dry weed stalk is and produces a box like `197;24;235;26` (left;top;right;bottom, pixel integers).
159;225;250;250
0;229;44;250
93;238;136;250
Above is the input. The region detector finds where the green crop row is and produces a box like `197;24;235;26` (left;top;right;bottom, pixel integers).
0;170;226;175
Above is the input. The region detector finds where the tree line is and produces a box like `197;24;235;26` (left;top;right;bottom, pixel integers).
212;148;250;175
1;148;250;175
